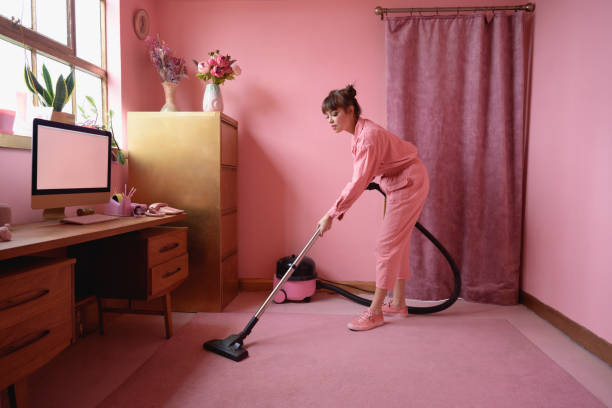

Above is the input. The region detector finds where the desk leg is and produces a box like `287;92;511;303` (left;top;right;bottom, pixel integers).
7;378;28;408
97;297;104;335
163;293;173;339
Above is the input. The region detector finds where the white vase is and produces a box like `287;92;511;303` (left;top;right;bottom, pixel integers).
202;83;223;112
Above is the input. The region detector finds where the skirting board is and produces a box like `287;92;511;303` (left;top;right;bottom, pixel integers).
520;290;611;366
239;279;611;366
239;278;375;293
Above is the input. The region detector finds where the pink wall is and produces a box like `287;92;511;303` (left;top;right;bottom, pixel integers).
149;0;517;287
522;0;612;342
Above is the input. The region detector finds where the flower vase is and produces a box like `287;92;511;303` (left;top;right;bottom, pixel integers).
160;81;178;112
202;83;223;112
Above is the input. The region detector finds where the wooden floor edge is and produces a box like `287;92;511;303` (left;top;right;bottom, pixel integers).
520;290;611;367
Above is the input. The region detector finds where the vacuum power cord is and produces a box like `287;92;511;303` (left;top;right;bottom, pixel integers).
317;183;461;315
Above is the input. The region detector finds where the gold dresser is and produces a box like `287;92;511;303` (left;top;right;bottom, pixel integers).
127;112;238;312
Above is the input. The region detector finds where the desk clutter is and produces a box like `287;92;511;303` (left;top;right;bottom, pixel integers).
99;185;185;218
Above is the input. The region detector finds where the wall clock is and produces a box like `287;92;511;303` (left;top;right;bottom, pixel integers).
133;9;150;40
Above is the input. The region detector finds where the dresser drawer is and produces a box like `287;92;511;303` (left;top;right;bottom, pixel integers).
147;228;188;267
0;302;72;390
0;258;73;331
150;253;189;297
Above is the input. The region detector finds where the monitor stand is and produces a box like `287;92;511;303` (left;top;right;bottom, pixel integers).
43;207;66;220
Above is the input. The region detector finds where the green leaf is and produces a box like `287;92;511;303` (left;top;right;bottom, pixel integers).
27;68;53;106
42;65;54;100
78;105;89;119
116;150;126;165
85;95;97;111
53;75;67;111
24;67;36;94
65;70;75;101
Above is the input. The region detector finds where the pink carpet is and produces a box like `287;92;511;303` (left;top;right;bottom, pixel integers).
98;312;605;408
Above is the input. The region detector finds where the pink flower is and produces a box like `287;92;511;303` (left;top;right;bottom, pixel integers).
196;50;240;85
216;54;231;67
233;65;242;75
198;61;210;74
211;65;224;78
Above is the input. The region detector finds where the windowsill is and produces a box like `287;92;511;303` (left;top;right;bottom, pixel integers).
0;132;31;149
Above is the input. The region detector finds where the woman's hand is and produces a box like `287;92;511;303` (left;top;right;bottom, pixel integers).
317;214;333;236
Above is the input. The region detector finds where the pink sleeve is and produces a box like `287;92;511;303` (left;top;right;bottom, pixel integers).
327;142;378;219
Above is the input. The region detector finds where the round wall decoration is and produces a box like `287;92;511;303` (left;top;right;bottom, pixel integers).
133;9;150;40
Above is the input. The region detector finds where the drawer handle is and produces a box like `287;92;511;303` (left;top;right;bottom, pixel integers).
0;330;51;358
162;267;182;279
0;289;50;312
159;242;179;253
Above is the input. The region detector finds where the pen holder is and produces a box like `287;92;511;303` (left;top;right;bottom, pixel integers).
103;197;132;217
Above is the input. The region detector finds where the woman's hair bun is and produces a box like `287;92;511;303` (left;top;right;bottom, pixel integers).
344;84;357;98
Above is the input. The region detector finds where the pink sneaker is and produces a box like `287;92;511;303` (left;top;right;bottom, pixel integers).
381;300;409;316
347;309;384;331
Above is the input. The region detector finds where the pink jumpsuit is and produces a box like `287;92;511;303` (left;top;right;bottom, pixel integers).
327;117;429;290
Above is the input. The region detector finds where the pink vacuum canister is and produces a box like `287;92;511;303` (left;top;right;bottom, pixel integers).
273;255;316;303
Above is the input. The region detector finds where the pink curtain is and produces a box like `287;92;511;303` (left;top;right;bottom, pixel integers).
386;11;534;305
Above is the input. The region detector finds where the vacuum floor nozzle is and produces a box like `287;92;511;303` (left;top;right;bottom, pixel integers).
203;334;249;362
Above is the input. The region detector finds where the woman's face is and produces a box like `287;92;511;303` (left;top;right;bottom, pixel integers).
324;106;355;134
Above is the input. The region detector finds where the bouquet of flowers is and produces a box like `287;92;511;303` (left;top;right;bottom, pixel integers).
194;50;241;85
145;35;187;83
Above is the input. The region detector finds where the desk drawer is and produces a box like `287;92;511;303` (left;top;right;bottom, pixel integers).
150;253;189;297
0;259;73;331
147;228;188;267
0;303;72;390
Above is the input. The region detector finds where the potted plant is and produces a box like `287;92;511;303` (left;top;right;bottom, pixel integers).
24;64;75;124
78;96;125;165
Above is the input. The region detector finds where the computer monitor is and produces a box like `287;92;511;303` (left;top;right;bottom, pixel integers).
31;118;111;219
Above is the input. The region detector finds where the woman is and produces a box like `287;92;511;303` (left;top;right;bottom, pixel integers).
318;85;429;331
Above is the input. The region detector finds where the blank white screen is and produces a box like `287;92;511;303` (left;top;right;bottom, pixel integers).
36;124;108;190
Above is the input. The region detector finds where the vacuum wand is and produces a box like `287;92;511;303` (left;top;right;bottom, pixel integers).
203;226;321;362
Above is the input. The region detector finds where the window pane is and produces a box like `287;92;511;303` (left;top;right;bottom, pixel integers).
0;39;32;112
37;54;73;113
0;2;32;28
75;0;102;66
74;69;102;126
36;0;68;45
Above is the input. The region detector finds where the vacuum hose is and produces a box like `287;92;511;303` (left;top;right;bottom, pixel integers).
316;183;461;315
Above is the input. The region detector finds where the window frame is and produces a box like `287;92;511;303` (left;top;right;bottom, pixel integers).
0;0;108;149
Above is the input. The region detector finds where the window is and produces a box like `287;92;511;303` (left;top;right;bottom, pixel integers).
0;0;107;147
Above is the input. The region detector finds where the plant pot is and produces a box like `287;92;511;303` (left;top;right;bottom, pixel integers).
0;109;16;134
51;111;75;125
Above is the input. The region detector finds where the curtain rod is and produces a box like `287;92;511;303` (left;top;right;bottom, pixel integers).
374;3;535;19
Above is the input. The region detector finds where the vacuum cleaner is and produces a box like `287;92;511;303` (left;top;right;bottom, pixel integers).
203;183;461;361
272;255;317;303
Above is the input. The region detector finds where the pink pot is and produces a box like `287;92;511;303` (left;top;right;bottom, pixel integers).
0;109;16;134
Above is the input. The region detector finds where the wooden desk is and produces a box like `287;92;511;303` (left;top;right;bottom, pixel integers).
0;214;187;261
0;214;187;408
